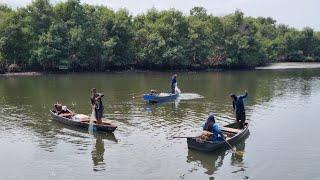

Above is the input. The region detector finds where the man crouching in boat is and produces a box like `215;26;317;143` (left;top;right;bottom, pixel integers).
200;114;225;142
91;88;104;124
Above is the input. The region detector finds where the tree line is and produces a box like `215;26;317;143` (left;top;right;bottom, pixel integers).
1;0;320;73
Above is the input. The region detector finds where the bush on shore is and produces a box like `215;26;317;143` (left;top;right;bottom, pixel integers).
0;1;320;72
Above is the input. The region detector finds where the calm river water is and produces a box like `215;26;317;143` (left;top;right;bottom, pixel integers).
1;70;320;180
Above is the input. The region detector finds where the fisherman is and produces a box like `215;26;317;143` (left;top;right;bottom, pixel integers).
171;74;177;94
53;103;73;118
54;103;63;114
90;88;104;124
230;91;248;129
202;114;225;142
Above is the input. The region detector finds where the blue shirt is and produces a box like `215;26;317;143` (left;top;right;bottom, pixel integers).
171;77;177;85
211;124;224;141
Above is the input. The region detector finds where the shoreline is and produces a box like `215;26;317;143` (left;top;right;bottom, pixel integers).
0;72;42;76
1;62;320;76
256;62;320;70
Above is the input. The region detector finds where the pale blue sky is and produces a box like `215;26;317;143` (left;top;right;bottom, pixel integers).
1;0;319;30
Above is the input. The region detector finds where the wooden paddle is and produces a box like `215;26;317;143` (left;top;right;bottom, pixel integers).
223;138;244;156
171;136;198;139
223;138;236;153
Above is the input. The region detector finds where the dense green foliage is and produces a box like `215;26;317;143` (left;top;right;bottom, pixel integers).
1;0;320;72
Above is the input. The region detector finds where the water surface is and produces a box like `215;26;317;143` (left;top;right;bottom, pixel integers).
1;70;320;179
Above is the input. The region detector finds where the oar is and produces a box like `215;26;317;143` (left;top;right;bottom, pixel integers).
132;89;161;99
223;138;244;155
132;94;145;99
168;136;200;140
171;136;198;139
166;110;176;116
223;138;236;153
129;91;144;96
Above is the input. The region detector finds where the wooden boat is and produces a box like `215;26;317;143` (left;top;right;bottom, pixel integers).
143;92;179;103
50;109;117;133
187;122;249;152
51;120;118;142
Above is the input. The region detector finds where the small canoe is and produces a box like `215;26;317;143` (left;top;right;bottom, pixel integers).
187;122;249;152
50;110;117;133
143;92;179;103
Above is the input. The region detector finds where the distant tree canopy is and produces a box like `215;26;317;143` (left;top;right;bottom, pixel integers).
0;0;320;72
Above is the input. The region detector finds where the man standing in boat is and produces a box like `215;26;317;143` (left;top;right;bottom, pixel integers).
171;74;177;94
91;88;104;124
230;91;248;129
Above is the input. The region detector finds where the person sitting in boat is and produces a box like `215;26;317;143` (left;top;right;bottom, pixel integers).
53;103;73;118
53;103;62;114
149;89;158;95
230;91;248;129
54;103;67;115
91;88;104;124
202;114;225;142
171;74;177;94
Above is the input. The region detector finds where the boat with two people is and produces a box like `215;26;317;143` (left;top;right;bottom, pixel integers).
143;74;181;103
143;90;180;103
50;103;117;133
175;114;249;152
187;121;249;152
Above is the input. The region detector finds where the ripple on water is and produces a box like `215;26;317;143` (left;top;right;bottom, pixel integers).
178;93;204;100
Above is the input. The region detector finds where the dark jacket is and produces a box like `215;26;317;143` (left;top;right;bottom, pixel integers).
232;92;248;114
171;76;177;86
91;93;104;110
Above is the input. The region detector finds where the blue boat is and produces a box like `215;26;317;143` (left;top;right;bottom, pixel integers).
143;92;179;103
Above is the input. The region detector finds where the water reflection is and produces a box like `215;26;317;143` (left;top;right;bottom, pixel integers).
91;134;105;171
1;70;320;179
144;99;180;112
187;149;226;176
143;93;202;113
231;138;247;167
91;133;117;171
187;136;248;177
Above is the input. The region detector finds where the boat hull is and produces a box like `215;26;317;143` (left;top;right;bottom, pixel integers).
187;122;249;152
143;93;179;103
50;110;117;133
